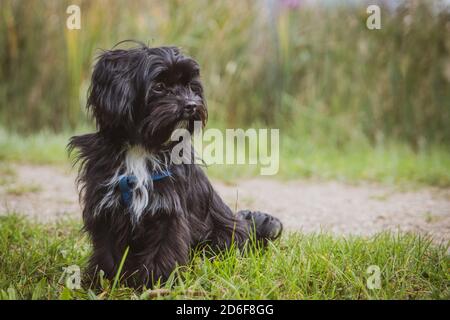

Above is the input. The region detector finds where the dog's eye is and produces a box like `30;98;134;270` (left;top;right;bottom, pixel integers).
153;82;166;93
189;82;201;93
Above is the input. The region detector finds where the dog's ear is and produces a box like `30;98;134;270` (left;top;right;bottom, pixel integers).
87;49;139;129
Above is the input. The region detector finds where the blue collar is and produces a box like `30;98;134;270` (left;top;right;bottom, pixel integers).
119;170;172;207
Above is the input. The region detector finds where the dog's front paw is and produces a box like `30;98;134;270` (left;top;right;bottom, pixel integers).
238;210;283;241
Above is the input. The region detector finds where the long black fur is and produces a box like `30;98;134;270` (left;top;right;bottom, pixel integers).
68;42;282;288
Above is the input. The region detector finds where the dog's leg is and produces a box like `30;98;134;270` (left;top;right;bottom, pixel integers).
204;190;281;249
83;212;132;286
128;214;190;288
203;190;250;250
87;231;119;281
204;189;283;250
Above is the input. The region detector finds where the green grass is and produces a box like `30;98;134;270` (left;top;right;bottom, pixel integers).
0;214;448;300
5;183;41;196
0;128;74;165
207;138;450;187
1;127;449;187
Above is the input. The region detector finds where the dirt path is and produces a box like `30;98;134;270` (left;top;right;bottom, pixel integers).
1;165;449;244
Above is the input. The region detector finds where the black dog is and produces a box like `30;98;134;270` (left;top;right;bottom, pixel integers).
68;42;282;288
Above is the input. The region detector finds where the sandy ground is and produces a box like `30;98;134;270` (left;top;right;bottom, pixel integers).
1;165;449;245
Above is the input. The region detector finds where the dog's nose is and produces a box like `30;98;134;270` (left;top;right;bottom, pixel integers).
184;101;198;114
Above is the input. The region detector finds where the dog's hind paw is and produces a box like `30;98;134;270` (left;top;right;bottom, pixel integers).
238;210;283;241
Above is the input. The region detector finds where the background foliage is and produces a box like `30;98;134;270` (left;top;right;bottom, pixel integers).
1;0;449;148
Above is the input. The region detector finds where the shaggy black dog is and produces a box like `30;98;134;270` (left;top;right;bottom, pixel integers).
68;42;282;288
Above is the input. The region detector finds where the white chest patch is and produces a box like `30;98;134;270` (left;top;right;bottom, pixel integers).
95;145;171;223
124;146;152;222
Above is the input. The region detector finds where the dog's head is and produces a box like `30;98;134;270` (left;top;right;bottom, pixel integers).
87;43;207;149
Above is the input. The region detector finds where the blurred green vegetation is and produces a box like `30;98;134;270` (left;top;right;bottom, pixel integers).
1;127;449;186
0;0;449;184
